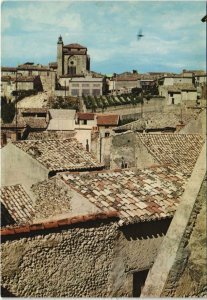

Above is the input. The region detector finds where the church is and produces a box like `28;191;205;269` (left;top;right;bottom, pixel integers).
55;36;104;96
57;35;90;78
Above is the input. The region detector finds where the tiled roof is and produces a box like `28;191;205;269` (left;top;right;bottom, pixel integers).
114;111;198;132
97;114;119;126
64;43;87;49
27;131;76;140
21;108;48;114
24;117;48;129
167;84;197;92
60;166;187;224
77;113;95;120
1;185;35;225
137;134;204;175
13;76;37;82
1;67;17;72
14;139;104;172
0;211;118;236
1;76;11;82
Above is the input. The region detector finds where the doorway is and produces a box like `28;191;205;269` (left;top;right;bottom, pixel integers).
133;269;149;297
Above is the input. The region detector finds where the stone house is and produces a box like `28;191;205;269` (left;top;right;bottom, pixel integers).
110;133;204;174
159;84;197;105
1;165;189;297
1;139;104;188
1;116;28;145
108;73;140;94
1;75;42;101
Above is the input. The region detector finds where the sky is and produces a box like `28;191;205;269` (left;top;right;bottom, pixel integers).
1;0;206;74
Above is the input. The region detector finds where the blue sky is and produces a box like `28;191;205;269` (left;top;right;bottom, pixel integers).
1;0;206;74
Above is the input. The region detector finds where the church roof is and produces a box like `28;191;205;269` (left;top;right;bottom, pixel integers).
64;43;87;49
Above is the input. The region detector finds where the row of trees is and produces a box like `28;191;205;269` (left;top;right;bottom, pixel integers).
82;94;146;111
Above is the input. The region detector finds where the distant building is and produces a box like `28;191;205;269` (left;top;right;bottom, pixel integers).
57;36;90;78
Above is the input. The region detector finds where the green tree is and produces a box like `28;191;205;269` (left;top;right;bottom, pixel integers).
1;97;15;123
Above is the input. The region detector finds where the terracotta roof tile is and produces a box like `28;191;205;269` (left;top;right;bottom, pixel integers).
14;139;104;172
97;114;119;126
60;166;187;224
1;185;35;225
137;133;204;175
77;113;95;120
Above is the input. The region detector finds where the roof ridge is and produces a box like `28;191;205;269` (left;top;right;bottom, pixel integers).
0;211;119;236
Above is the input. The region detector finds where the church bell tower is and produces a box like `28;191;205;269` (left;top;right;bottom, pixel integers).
57;35;63;77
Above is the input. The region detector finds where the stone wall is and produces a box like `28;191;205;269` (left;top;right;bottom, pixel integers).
161;177;206;297
1;221;118;297
110;132;157;170
1;218;170;297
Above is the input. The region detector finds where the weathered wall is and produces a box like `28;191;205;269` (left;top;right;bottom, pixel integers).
110;132;157;170
1;143;49;188
1;221;118;297
110;132;136;169
1;219;170;297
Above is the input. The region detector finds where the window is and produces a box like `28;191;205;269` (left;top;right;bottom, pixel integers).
72;83;79;87
82;83;89;87
71;89;79;96
93;83;101;87
133;269;149;297
83;120;87;125
105;132;110;137
92;89;101;96
170;93;173;97
29;70;32;76
68;66;76;75
82;89;90;96
172;98;174;104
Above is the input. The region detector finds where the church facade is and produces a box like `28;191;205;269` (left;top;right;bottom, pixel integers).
57;36;90;78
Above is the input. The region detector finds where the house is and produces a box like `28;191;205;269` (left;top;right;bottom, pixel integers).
1;116;28;145
1;138;104;187
1;75;42;101
108;73;140;95
75;113;96;151
159;84;197;105
110;133;204;174
96;114;120;134
1;164;190;297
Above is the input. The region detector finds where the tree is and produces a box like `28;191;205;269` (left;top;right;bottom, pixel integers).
1;97;15;123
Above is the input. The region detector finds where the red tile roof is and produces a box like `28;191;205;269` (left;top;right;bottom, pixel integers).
77;113;95;120
97;114;119;126
0;211;118;236
137;134;204;175
64;43;87;49
60;166;187;224
14;139;104;172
